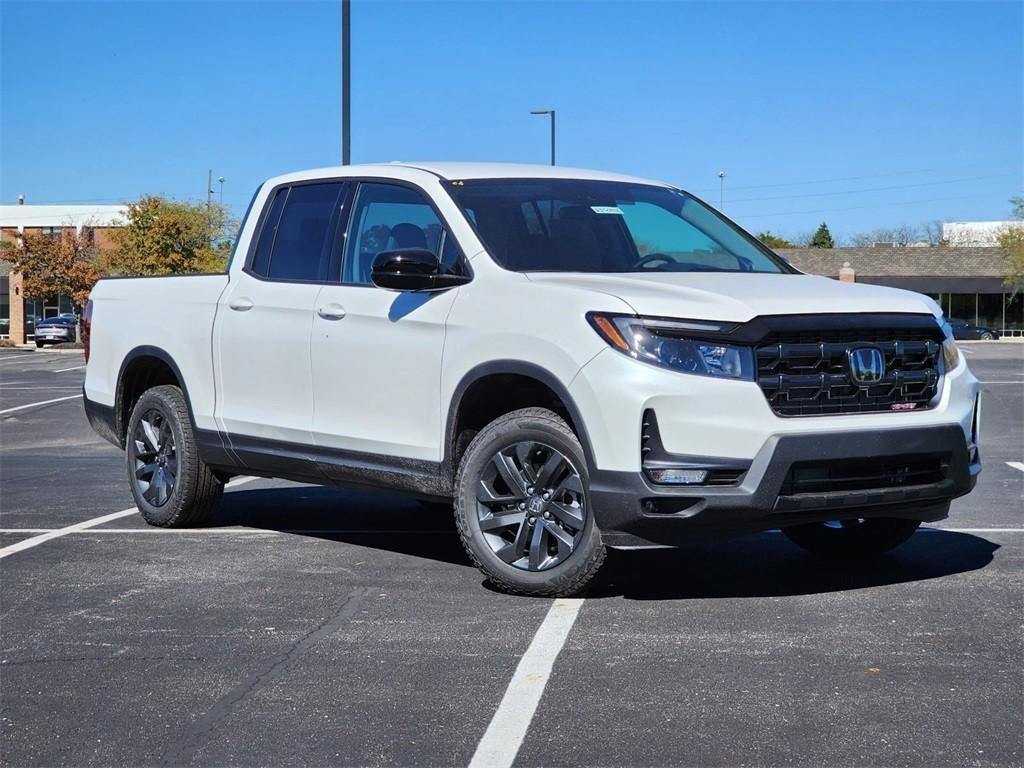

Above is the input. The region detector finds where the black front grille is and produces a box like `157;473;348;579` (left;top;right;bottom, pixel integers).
756;329;942;416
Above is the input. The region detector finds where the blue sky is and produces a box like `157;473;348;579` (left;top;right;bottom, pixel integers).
1;0;1020;242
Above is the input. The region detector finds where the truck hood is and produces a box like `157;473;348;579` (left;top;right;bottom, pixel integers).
524;272;942;323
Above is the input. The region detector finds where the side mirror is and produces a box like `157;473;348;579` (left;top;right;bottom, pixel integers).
370;248;470;292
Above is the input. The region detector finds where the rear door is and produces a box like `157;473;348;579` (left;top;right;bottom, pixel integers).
213;181;350;453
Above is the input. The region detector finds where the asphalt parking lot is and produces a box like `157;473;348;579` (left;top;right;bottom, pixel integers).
1;344;1021;768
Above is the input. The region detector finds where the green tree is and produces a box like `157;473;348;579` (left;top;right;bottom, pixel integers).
0;229;103;308
999;196;1024;290
809;222;835;249
755;231;795;249
107;196;236;276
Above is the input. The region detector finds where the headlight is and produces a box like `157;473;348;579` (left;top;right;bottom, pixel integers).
587;313;754;379
941;321;961;370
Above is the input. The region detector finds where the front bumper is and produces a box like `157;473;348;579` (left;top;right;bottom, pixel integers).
590;423;980;548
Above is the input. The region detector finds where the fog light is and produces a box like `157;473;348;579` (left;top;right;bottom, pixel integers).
645;467;708;485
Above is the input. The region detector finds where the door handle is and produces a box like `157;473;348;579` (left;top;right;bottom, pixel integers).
228;297;254;312
317;303;347;320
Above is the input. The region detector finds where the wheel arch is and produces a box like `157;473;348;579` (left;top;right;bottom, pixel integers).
114;346;195;448
443;361;596;482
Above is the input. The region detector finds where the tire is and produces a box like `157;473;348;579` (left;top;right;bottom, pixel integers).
981;332;994;341
125;384;223;527
35;341;43;348
782;517;921;559
454;407;605;596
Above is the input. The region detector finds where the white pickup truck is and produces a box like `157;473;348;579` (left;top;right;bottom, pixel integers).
83;162;981;595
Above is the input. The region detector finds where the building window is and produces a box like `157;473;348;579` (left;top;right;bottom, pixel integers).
977;294;1002;330
948;294;976;326
24;298;43;338
0;276;9;338
1006;293;1024;332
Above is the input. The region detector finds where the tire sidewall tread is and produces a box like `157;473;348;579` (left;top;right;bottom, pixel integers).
125;384;222;528
454;407;605;597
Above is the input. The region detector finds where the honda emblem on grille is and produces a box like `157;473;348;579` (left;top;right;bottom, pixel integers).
847;346;885;386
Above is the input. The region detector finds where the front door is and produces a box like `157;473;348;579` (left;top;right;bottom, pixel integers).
310;181;467;463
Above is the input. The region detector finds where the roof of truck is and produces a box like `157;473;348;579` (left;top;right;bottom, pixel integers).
269;162;670;188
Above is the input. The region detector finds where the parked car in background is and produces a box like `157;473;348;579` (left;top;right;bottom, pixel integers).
33;316;77;347
948;319;1000;341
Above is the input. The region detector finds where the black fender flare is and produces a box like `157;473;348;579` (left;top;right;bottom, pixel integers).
442;360;597;479
114;345;196;447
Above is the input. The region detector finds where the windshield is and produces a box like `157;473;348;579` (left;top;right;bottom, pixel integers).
445;178;790;274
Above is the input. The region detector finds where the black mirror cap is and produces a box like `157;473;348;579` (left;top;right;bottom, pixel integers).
370;248;471;292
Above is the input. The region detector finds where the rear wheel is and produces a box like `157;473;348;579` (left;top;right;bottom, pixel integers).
782;517;920;559
126;385;223;527
980;331;994;340
454;407;605;596
35;340;44;348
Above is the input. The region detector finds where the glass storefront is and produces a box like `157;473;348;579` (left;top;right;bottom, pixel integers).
930;292;1024;333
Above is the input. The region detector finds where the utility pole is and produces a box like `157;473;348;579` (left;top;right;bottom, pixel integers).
341;0;351;165
206;169;213;209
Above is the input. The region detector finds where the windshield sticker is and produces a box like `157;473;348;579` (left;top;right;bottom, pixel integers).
590;205;623;215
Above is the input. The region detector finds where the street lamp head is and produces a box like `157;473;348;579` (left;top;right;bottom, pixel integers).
530;109;553;115
218;176;225;183
718;171;726;179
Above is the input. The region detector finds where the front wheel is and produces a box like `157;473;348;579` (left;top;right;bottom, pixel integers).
454;407;605;597
980;331;994;340
782;517;921;559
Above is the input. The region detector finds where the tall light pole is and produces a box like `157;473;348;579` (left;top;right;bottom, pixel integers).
341;0;351;165
206;169;213;209
718;170;726;210
218;176;225;205
530;109;556;165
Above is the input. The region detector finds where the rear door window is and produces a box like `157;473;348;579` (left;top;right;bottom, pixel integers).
249;182;348;281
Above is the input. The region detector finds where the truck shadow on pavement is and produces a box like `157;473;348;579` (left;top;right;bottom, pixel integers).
589;530;1000;600
211;486;999;600
210;486;471;566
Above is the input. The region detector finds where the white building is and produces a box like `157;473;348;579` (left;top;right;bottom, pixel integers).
0;203;127;235
942;220;1024;247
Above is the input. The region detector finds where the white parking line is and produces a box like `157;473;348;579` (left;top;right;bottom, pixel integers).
53;365;85;373
980;382;1024;385
0;394;81;415
0;477;256;559
0;386;82;390
0;528;453;535
469;598;584;768
927;527;1024;533
1007;462;1024;473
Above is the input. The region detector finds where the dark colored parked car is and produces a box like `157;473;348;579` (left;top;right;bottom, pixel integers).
33;316;77;347
949;319;1000;341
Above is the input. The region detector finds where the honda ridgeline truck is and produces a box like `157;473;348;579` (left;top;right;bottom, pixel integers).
83;163;982;595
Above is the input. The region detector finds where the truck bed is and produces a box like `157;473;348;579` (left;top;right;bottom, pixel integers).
84;274;230;433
